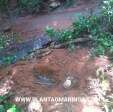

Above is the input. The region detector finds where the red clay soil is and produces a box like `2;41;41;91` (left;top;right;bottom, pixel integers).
0;48;110;112
9;48;92;95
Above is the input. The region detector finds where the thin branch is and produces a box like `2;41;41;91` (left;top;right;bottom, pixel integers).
52;37;91;49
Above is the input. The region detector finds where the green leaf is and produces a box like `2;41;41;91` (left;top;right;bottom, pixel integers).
6;104;22;112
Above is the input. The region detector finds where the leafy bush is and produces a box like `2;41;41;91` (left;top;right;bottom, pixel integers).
63;0;75;7
45;15;101;42
102;0;113;20
46;0;113;57
0;0;45;13
0;0;8;11
45;26;73;43
2;55;17;65
72;16;101;37
92;32;113;55
0;94;23;112
101;0;113;34
74;13;113;56
45;26;75;50
17;0;44;13
92;0;113;56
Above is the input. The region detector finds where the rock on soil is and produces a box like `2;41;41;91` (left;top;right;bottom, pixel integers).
63;76;79;89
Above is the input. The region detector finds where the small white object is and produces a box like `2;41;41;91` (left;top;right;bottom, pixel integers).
28;99;43;112
0;78;14;96
63;78;72;88
49;1;60;8
63;76;78;89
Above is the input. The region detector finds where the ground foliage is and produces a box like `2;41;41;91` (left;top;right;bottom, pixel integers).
0;0;75;14
17;0;44;13
0;94;23;112
46;0;113;56
0;0;8;12
95;65;113;112
0;32;23;65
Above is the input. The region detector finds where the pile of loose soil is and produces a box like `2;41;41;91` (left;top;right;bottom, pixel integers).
0;48;110;112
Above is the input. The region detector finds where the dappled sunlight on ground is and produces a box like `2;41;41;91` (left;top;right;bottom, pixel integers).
94;56;110;68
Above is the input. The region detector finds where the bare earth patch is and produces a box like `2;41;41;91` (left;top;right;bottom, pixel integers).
0;48;110;112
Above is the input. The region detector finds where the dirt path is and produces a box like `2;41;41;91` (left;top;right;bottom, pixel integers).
12;0;100;40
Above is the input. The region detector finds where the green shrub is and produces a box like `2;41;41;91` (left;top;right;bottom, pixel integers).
92;0;113;56
0;94;23;112
18;0;43;13
76;14;113;56
45;26;75;50
46;0;113;57
92;32;113;55
2;55;16;65
46;15;100;43
0;0;44;13
45;26;73;43
102;0;113;20
63;0;75;7
0;0;8;11
72;16;100;37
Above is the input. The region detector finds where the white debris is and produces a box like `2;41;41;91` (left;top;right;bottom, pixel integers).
63;76;78;89
28;99;43;112
63;78;72;88
49;0;60;8
0;78;14;96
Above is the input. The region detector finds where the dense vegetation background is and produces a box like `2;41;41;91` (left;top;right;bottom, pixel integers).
0;0;74;13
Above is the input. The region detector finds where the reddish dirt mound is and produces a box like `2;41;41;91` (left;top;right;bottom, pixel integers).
8;48;93;96
0;48;110;112
1;48;109;97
